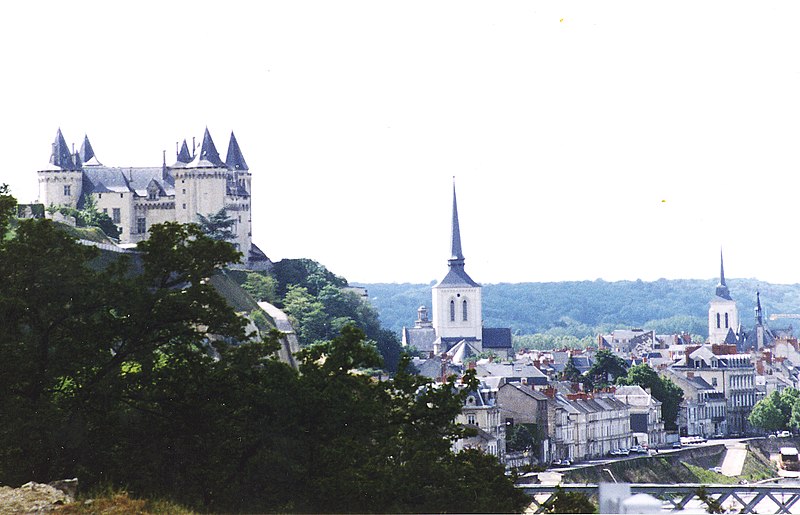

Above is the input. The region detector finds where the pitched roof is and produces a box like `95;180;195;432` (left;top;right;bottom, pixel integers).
482;327;512;349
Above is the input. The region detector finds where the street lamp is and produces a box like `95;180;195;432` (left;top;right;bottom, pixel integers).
603;468;618;483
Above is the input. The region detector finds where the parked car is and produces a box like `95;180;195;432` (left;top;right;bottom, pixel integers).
779;431;792;438
709;466;723;473
672;442;683;449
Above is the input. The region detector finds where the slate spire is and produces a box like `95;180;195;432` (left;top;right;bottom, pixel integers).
755;291;763;325
196;127;225;167
79;135;94;163
50;128;79;170
225;132;249;171
176;139;192;163
450;179;464;264
715;249;732;300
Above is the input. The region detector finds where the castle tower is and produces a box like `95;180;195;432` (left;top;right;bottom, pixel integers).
174;128;228;228
708;250;739;344
224;131;252;256
431;181;483;347
37;128;84;209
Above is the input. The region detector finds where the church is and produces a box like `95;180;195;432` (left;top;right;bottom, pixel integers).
402;183;513;363
36;128;270;269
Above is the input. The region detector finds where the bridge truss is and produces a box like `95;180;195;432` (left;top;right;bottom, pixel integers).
519;483;800;514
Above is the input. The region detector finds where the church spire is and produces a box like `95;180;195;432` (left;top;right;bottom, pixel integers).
450;178;464;264
755;290;763;325
435;179;478;288
715;249;732;300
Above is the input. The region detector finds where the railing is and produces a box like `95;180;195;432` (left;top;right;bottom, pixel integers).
518;483;800;514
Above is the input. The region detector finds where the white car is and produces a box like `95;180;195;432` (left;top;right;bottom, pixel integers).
779;431;792;438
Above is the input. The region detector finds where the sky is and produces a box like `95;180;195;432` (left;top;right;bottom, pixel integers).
3;1;800;285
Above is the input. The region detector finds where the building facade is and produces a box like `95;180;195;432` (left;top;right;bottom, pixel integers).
37;128;269;269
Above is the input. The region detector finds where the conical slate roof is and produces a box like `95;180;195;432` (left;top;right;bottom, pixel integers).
435;181;479;288
50;128;80;170
176;140;192;163
80;135;102;166
715;250;732;300
225;132;249;171
188;128;225;168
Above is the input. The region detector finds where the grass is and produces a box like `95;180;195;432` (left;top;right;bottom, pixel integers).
57;491;195;514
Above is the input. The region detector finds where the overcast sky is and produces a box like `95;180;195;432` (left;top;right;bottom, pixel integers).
4;1;800;285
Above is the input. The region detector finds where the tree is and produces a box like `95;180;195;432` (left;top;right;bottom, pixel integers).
196;208;236;242
507;424;536;453
242;271;278;304
0;216;529;513
585;349;628;390
542;486;597;514
0;183;16;235
751;388;800;432
617;364;684;431
561;356;583;383
749;391;786;432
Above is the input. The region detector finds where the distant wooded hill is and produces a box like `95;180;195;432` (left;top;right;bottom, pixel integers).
354;279;800;339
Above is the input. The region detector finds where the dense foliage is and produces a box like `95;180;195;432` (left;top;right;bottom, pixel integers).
238;259;403;371
0;202;527;513
748;388;800;432
359;279;800;341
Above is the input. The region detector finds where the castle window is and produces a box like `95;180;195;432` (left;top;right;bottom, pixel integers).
462;299;468;321
120;193;123;198
136;217;146;234
450;300;455;322
102;208;107;214
63;185;71;196
98;194;102;199
112;208;121;223
182;203;186;209
716;313;721;329
467;414;476;425
724;313;729;328
148;191;157;200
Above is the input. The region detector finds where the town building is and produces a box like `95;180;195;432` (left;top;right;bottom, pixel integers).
613;385;666;447
662;368;726;437
454;381;505;460
37;128;269;269
670;343;756;435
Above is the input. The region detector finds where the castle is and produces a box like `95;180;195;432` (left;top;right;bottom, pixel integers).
37;128;270;269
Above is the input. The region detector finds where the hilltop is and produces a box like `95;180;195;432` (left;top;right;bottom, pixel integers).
357;279;800;339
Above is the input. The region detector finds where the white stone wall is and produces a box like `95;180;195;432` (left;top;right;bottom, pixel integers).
37;170;83;209
431;285;483;342
174;168;228;225
708;298;739;344
95;191;135;243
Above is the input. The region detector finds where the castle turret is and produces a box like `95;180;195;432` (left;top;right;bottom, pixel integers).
223;131;253;258
174;128;228;227
38;128;84;209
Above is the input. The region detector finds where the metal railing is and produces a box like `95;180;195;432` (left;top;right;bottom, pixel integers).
518;483;800;514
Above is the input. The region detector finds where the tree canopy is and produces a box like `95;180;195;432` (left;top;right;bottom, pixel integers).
749;388;800;432
0;199;527;513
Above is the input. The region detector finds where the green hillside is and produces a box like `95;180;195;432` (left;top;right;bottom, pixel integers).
356;278;800;339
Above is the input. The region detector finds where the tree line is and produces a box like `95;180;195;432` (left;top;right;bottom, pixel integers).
360;279;800;342
0;186;527;513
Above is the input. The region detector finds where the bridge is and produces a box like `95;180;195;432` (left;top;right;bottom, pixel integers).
519;482;800;514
